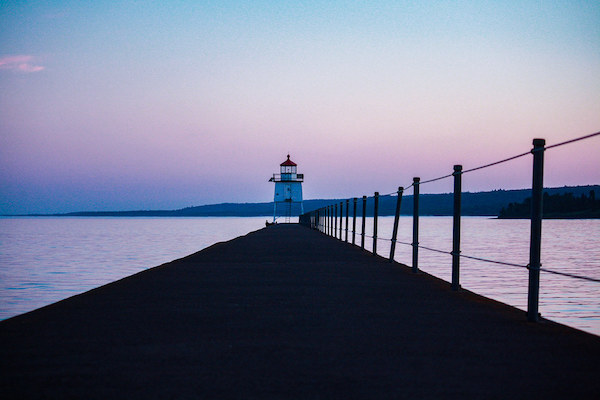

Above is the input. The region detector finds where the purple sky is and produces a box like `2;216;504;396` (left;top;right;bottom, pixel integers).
1;1;599;214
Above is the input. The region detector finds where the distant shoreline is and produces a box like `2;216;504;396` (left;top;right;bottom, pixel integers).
4;185;599;219
497;189;599;219
498;213;599;219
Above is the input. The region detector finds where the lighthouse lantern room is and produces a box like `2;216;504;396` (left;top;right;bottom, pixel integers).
269;154;304;222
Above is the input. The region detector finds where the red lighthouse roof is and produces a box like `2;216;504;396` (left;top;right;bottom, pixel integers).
280;154;297;166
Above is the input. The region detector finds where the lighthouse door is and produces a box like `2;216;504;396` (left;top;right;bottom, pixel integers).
285;185;291;200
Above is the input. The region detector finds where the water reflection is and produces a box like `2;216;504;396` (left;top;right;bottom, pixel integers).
1;216;598;336
351;216;599;335
0;217;266;320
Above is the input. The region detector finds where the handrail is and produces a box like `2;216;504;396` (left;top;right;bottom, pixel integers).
299;131;600;324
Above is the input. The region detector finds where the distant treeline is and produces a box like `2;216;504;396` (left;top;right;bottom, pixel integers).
304;185;600;217
498;190;599;219
15;185;600;218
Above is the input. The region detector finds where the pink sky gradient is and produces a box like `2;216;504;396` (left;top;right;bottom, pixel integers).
0;1;599;214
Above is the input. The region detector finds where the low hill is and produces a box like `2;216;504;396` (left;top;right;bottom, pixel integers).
15;185;600;218
498;190;599;219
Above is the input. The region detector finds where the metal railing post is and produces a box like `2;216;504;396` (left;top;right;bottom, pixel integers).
345;199;349;242
332;205;335;236
451;165;462;291
339;202;343;239
329;205;331;236
412;177;420;273
329;205;333;236
337;202;341;239
361;195;367;249
352;197;357;245
334;203;338;238
528;138;545;322
389;187;403;262
373;192;379;255
335;203;344;239
331;205;334;236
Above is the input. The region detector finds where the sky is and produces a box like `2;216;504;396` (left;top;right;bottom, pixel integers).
1;1;599;214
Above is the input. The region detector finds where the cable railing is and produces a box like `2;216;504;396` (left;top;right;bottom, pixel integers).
299;131;600;323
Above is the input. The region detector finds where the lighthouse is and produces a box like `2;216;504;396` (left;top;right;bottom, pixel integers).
269;154;304;222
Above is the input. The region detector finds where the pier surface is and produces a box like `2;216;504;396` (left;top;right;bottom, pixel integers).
1;224;599;399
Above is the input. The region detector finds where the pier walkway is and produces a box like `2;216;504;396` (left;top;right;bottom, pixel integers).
1;224;599;399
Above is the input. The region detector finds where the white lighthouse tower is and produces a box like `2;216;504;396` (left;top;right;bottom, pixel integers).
269;154;304;222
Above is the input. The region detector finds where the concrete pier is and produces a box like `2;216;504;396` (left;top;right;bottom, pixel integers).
1;224;599;399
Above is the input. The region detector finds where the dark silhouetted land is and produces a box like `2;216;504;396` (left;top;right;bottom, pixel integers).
1;224;599;399
499;190;600;218
11;184;600;217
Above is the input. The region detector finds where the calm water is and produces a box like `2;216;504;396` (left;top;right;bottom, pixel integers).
352;216;600;335
0;217;267;321
1;216;598;335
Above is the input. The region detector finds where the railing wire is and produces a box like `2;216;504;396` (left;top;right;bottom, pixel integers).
539;267;600;283
545;131;600;151
306;130;600;285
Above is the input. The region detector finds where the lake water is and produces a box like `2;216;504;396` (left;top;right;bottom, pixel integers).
1;216;598;336
0;217;267;321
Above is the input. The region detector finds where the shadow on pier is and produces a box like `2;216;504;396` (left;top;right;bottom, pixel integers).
1;224;599;399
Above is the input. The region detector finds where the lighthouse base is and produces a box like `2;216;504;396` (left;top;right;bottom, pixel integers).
273;201;304;223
